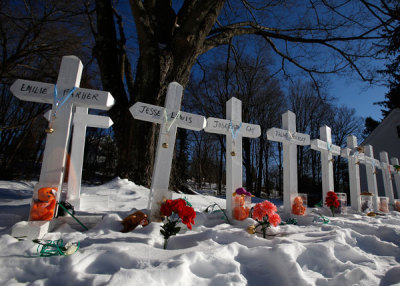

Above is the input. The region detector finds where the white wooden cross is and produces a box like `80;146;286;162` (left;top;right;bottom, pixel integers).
341;135;364;212
204;97;261;221
390;157;400;199
266;110;310;216
129;82;206;221
380;151;395;207
310;125;341;204
10;55;114;239
45;107;114;209
361;145;383;210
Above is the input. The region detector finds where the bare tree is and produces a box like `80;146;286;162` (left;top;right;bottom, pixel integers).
0;0;93;179
330;105;364;192
92;0;392;185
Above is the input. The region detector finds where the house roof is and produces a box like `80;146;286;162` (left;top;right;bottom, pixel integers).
362;108;400;146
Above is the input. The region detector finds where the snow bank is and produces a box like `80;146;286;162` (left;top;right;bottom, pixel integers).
0;178;399;285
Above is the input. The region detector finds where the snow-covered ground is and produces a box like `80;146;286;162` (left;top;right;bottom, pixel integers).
0;178;399;286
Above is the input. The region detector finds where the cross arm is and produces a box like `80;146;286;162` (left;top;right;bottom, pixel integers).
129;102;164;124
205;118;261;138
11;79;114;110
175;112;206;131
44;109;113;129
76;113;113;128
267;127;310;145
310;139;341;155
10;79;54;104
130;102;206;131
71;88;114;110
365;156;382;169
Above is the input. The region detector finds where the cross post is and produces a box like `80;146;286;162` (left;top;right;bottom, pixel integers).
266;110;310;216
10;55;114;239
341;135;364;212
390;157;400;200
380;151;395;207
129;82;206;221
362;145;382;210
310;125;341;204
204;97;261;221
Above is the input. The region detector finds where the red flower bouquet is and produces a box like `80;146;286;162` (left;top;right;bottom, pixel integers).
251;200;281;238
325;191;340;216
160;198;196;249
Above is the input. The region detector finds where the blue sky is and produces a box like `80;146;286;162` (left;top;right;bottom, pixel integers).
332;75;387;121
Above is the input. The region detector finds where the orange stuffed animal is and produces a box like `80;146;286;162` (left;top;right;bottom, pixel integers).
30;187;58;221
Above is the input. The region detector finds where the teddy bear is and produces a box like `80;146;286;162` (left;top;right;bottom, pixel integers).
121;211;149;233
30;187;57;221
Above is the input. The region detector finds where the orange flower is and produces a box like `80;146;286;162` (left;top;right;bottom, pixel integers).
251;200;281;238
269;213;281;227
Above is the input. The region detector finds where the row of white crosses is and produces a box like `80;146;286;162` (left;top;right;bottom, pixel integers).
9;54;400;237
10;56;114;238
341;136;400;212
266;111;400;215
132;82;400;220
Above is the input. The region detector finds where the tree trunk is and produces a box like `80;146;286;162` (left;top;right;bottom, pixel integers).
94;0;226;185
265;142;271;197
278;142;283;196
256;136;264;197
243;137;253;193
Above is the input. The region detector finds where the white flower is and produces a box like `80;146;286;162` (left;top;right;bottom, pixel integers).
64;242;79;255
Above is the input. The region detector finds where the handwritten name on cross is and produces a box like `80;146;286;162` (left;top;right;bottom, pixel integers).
390;157;400;200
341;135;364;211
380;151;395;207
310;125;341;204
129;82;206;221
10;55;114;216
204;97;261;221
266;110;310;215
45;107;113;209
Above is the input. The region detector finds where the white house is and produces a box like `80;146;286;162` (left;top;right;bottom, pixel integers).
362;108;400;160
360;108;400;197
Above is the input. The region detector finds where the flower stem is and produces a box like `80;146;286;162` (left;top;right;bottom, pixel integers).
163;238;169;250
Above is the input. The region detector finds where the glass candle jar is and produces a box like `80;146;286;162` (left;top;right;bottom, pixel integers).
291;193;307;216
378;196;389;213
232;195;251;221
335;193;347;215
360;193;373;213
394;199;400;212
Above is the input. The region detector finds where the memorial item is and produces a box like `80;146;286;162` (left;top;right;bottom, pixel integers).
250;200;281;238
160;198;196;249
232;188;252;221
360;192;373;213
378;196;389;213
292;194;307;216
30;188;58;221
121;211;149;233
325;191;340;216
267;111;310;215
